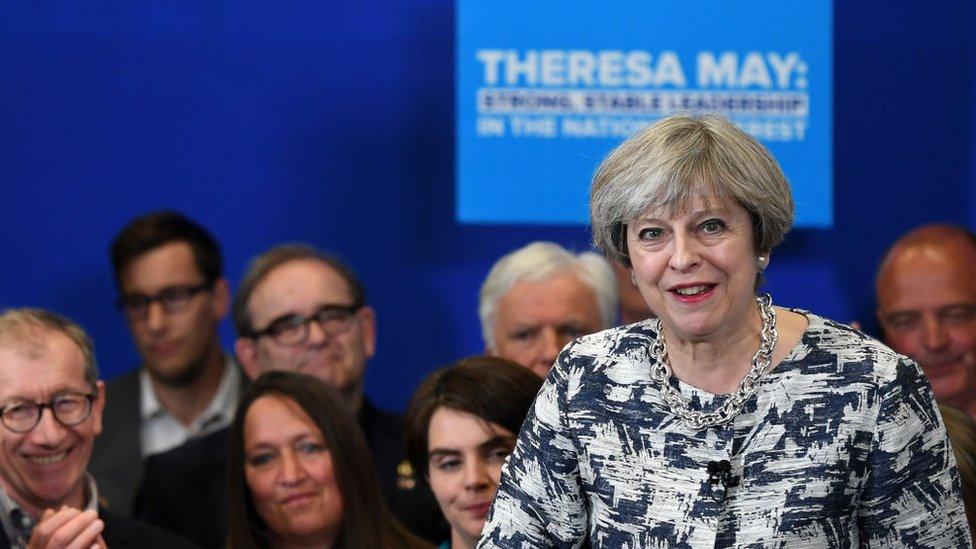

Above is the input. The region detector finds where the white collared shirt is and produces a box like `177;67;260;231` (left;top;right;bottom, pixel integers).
139;355;242;457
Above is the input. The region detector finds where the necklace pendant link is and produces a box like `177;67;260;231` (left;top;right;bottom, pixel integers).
649;294;778;430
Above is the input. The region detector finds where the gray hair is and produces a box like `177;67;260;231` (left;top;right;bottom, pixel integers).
590;114;794;266
479;241;618;350
0;308;99;386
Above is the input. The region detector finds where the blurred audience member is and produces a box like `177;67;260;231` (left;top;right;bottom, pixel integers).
137;244;444;546
405;357;543;549
611;261;654;324
479;242;617;377
876;224;976;417
232;245;375;412
939;403;976;542
228;371;432;549
0;308;194;548
92;211;239;516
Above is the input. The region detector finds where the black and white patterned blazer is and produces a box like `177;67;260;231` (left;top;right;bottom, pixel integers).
479;312;972;548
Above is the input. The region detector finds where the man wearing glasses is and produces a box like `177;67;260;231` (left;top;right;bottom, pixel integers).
90;211;241;518
232;244;376;411
135;244;445;547
0;308;193;548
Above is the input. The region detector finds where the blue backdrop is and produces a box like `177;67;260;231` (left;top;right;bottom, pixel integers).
1;2;974;411
457;0;832;226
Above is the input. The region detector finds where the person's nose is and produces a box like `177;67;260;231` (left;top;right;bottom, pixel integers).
27;408;66;447
668;231;700;272
305;319;330;347
279;451;308;485
144;301;169;334
922;316;949;352
535;328;562;372
463;457;491;491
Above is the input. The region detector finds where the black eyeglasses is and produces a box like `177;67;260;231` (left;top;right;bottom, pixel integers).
116;282;214;317
0;392;98;434
246;304;363;347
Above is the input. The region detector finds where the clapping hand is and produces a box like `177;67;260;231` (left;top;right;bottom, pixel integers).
28;507;107;549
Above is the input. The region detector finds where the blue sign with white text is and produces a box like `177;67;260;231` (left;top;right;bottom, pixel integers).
456;0;832;226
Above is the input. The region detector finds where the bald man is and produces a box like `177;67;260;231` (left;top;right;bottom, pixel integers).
876;224;976;417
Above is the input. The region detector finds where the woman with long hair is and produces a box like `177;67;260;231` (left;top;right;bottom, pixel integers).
227;370;432;548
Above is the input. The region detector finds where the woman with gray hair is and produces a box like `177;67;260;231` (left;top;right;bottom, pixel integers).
478;115;970;547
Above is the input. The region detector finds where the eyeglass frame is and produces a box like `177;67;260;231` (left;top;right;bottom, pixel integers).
116;281;215;317
0;391;100;434
243;302;365;347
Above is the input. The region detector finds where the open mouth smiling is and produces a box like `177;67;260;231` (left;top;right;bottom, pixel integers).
26;450;70;466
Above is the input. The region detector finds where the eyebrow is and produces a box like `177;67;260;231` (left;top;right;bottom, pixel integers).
123;282;204;295
882;309;918;317
633;206;735;223
556;320;586;328
512;320;584;328
940;304;976;311
2;386;90;402
245;433;320;452
263;309;315;330
885;304;976;318
505;323;540;332
428;435;516;457
244;442;276;454
428;448;461;459
266;311;304;324
480;435;516;449
266;302;353;325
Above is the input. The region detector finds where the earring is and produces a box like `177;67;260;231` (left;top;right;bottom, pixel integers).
757;256;768;272
630;271;638;286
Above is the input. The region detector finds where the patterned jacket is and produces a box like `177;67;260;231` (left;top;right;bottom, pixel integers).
479;312;972;548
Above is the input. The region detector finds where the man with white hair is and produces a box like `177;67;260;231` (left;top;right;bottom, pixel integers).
480;241;618;377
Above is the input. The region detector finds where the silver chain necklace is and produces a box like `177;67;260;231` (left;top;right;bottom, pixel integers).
648;294;778;430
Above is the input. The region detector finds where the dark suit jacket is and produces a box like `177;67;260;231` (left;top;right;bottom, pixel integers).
135;398;448;548
89;369;143;517
0;507;199;549
135;428;229;549
91;361;247;517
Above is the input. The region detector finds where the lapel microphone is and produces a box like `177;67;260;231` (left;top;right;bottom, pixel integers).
706;459;739;489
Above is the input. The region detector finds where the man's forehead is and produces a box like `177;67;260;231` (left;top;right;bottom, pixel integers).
0;327;71;357
0;333;88;397
888;235;976;270
879;241;976;308
248;259;353;319
499;272;600;321
506;271;595;303
895;239;973;273
120;240;205;291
